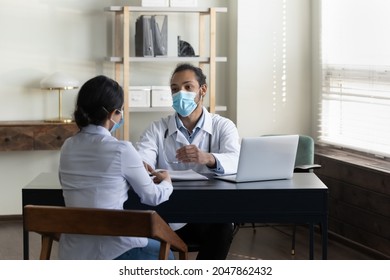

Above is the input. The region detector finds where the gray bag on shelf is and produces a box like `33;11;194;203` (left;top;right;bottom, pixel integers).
135;15;167;57
135;16;154;57
151;15;168;56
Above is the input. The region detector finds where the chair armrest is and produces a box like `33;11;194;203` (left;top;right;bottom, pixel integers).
294;164;322;172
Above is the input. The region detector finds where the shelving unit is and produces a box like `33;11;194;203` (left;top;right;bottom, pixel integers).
105;6;227;140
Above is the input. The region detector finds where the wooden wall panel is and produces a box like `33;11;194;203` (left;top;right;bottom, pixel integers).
315;145;390;258
322;176;390;220
329;218;390;257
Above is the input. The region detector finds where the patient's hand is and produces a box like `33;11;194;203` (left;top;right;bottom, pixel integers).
143;161;172;184
150;169;172;184
143;162;153;173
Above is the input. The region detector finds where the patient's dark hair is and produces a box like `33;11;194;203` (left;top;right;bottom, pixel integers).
171;63;207;86
73;75;123;128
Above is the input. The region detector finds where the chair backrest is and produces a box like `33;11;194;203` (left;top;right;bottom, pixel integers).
23;205;188;260
295;135;315;166
294;135;322;172
261;134;320;172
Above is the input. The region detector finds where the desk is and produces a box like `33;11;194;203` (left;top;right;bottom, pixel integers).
22;172;328;260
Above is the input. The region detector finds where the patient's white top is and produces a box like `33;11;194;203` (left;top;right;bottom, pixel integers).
58;125;173;260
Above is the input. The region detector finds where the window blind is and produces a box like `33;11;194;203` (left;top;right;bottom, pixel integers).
319;0;390;157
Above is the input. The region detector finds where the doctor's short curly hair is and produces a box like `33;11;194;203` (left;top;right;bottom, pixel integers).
171;63;207;86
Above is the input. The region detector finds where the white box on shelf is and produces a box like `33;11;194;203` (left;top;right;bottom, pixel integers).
151;86;172;107
170;0;197;7
142;0;169;7
129;86;151;107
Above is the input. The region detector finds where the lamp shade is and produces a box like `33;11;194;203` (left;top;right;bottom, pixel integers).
40;72;79;89
41;72;79;123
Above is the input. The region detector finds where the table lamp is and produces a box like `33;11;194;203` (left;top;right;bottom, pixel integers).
40;72;79;123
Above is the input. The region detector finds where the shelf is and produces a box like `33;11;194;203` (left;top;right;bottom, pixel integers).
106;56;227;63
105;6;227;13
0;121;78;151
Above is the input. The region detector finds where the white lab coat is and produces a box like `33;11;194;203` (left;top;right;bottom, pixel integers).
137;107;240;175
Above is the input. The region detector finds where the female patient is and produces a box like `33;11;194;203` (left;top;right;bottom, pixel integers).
58;75;173;260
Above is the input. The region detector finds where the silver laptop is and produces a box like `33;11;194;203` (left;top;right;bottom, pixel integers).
215;135;299;183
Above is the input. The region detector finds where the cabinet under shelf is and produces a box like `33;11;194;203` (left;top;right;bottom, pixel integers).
0;121;78;151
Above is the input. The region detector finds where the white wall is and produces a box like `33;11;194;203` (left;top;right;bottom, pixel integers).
235;0;312;137
0;0;312;215
311;0;321;140
0;0;117;216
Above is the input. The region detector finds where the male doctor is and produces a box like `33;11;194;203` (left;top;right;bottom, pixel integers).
136;63;240;260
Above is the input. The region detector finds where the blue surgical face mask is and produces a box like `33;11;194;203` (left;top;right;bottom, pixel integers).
172;91;198;117
110;110;124;133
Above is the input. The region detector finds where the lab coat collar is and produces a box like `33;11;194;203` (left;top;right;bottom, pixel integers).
202;107;213;135
167;107;213;137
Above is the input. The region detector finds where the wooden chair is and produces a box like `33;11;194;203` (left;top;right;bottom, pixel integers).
23;205;188;260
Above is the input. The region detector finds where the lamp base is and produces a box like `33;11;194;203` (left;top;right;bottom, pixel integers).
44;118;73;124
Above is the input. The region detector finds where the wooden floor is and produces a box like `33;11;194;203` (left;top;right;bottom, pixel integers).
0;219;380;260
228;224;378;260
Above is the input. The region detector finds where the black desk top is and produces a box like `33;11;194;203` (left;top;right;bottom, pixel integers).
23;172;328;191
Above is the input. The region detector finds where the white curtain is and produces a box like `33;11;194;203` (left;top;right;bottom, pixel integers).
319;0;390;157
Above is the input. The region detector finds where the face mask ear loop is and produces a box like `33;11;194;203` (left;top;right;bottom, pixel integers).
102;106;110;116
197;88;204;105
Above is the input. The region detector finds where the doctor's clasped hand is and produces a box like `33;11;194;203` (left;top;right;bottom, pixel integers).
175;144;217;167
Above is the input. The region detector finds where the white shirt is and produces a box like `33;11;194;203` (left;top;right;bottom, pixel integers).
58;125;173;260
137;107;240;175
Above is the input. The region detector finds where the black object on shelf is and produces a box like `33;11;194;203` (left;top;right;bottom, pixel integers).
178;36;196;57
